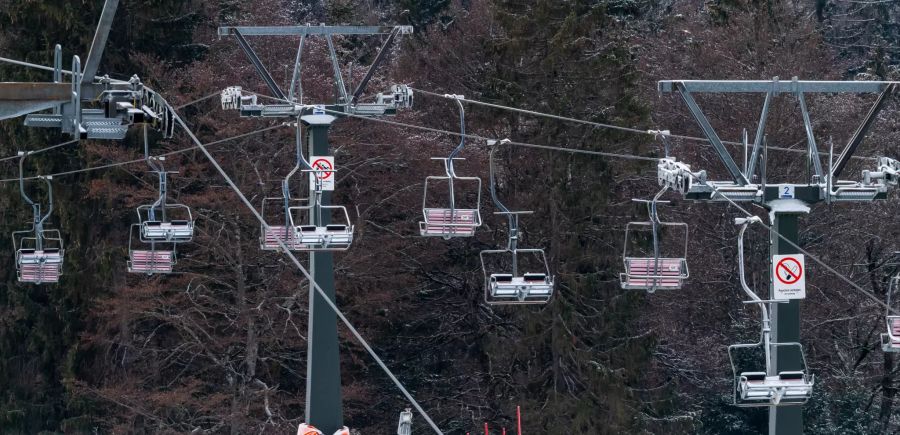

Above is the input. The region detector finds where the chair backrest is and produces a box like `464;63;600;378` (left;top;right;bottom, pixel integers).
480;248;554;305
421;158;483;228
289;204;353;230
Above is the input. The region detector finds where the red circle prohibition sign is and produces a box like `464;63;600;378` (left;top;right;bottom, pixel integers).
776;257;803;285
312;158;333;180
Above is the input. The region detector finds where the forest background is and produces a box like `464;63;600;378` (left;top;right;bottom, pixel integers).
1;0;899;433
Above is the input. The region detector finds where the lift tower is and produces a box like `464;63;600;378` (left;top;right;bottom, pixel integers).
218;24;413;433
657;78;899;435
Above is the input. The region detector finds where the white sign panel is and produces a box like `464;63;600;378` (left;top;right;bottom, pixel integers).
772;254;806;299
309;156;335;191
779;185;795;199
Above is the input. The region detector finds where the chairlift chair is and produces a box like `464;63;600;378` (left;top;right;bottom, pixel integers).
260;121;313;251
260;184;309;251
620;186;689;292
288;170;355;251
13;228;64;284
480;140;554;305
479;216;554;305
420;157;482;238
127;223;176;274
419;97;483;238
13;152;64;284
291;120;354;251
136;169;194;243
728;217;813;407
729;343;815;406
127;129;190;274
881;275;900;352
261;120;354;252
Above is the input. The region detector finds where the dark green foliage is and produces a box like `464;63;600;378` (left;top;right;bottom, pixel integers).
394;0;452;29
805;388;879;434
0;1;201;431
697;396;766;434
0;0;899;432
474;1;664;432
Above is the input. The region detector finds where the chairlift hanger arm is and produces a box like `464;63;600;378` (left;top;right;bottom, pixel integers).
39;176;53;226
448;99;466;158
888;276;900;318
441;98;468;180
143;124;163;172
232;29;287;100
292;119;314;172
18;152;36;208
487;142;511;214
735;216;765;304
18;151;54;227
649;186;668;222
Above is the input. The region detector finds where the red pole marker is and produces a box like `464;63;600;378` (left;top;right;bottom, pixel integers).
517;406;522;435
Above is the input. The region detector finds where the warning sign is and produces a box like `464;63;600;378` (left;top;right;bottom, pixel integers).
772;254;806;300
309;156;335;191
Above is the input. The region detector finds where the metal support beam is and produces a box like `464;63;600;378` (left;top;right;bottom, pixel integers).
81;0;120;84
351;27;400;104
683;184;887;202
302;114;343;434
769;209;804;434
0;83;70;100
796;92;823;181
748;89;773;180
232;29;286;101
53;45;62;83
676;84;749;185
832;83;896;179
659;80;897;93
288;34;307;103
0;82;71;120
324;35;349;104
218;25;405;36
53;45;62;115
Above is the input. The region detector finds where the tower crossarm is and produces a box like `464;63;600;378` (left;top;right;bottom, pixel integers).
219;85;413;118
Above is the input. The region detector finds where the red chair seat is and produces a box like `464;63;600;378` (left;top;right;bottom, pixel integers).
129;250;174;273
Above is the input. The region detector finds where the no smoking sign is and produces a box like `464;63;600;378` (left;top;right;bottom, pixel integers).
309;156;335;191
772;254;806;300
